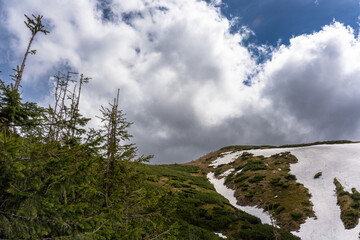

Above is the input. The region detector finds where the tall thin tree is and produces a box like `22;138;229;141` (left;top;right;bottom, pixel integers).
13;14;49;91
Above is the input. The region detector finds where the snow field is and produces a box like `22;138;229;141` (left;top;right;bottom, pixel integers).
208;143;360;240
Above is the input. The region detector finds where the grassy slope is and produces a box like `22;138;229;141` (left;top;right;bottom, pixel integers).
221;152;314;231
145;164;299;239
182;141;357;234
186;141;354;171
143;141;355;238
334;178;360;229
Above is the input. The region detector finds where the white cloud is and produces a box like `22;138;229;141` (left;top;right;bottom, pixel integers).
259;21;360;140
1;0;360;163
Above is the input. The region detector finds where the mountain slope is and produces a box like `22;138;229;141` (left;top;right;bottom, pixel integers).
187;141;360;240
145;164;299;239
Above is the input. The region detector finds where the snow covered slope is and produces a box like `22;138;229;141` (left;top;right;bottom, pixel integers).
207;143;360;240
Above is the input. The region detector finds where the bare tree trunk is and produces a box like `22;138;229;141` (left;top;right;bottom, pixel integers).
14;15;49;91
14;34;35;91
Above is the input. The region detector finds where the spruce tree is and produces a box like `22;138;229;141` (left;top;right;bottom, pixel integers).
1;14;177;239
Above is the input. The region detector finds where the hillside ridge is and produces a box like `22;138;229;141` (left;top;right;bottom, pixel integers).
186;141;360;239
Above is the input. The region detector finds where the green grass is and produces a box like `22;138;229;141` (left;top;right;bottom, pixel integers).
145;163;300;239
147;164;214;190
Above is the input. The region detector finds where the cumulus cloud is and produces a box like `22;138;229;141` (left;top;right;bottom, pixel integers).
259;22;360;141
1;0;360;163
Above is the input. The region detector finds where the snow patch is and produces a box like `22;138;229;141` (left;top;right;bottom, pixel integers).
210;151;241;167
237;143;360;240
214;232;227;238
219;168;235;177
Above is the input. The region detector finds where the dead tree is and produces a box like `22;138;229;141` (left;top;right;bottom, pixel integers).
13;14;49;91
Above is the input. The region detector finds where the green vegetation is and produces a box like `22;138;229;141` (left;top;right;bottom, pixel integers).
334;178;360;229
219;140;354;152
248;175;266;183
242;159;268;171
285;174;297;181
207;151;314;231
145;164;300;239
290;212;303;221
0;20;168;237
279;140;354;148
314;172;322;179
0;15;168;239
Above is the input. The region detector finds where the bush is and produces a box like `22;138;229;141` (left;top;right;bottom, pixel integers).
351;193;360;201
224;172;235;184
264;203;281;211
241;152;254;159
270;177;282;186
232;224;300;240
248;175;266;183
235;165;245;171
342;209;360;229
350;202;360;209
245;191;255;199
344;209;359;217
339;190;349;196
290;212;303;221
314;172;322;179
239;213;261;224
243;160;267;171
234;174;249;183
275;206;286;214
285;174;297;181
241;186;249;191
302;200;313;206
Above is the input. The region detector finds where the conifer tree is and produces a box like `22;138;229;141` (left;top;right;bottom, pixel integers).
0;13;180;239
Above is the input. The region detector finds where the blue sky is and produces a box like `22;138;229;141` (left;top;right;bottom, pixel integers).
1;0;360;164
220;0;359;45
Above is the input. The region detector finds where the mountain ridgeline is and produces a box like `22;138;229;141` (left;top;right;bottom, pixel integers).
188;140;360;239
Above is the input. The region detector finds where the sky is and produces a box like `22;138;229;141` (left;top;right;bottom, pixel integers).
0;0;360;164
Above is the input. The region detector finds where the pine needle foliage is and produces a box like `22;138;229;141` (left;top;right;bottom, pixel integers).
0;14;176;239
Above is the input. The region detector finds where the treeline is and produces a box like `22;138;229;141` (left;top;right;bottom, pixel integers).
1;14;301;240
0;15;176;239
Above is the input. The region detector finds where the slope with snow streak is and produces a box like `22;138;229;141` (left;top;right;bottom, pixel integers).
207;172;273;225
209;143;360;240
